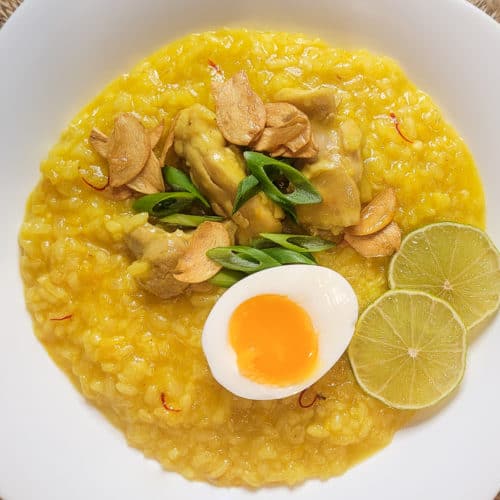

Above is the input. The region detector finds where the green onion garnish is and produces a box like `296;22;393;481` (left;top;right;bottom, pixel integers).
163;166;210;208
243;151;322;220
260;247;316;265
160;213;224;228
132;192;196;217
208;269;246;288
259;233;334;253
232;174;261;214
206;246;281;273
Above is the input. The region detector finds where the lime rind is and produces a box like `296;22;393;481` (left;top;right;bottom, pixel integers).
348;290;467;410
388;222;500;330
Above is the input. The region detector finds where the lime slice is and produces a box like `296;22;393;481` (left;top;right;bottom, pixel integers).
388;222;500;330
348;290;466;410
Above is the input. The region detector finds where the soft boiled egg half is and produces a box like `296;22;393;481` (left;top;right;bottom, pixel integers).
202;265;358;400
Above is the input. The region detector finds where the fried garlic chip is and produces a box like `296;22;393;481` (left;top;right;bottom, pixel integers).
102;185;136;201
89;128;109;158
174;221;232;283
346;188;397;236
88;114;165;195
344;221;402;258
252;102;317;158
127;152;164;194
149;122;164;149
107;113;151;187
159;113;179;166
213;71;266;146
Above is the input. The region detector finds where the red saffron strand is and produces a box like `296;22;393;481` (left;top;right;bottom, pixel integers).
81;176;109;191
160;392;181;413
49;314;73;321
298;388;326;409
207;59;222;75
389;112;414;143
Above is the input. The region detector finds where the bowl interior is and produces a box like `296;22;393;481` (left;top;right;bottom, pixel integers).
0;1;499;499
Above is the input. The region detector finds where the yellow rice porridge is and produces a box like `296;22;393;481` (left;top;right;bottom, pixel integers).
19;29;485;486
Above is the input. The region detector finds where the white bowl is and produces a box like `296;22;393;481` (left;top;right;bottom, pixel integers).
0;1;499;499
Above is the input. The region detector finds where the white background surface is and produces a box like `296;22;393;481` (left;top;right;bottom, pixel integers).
0;0;499;499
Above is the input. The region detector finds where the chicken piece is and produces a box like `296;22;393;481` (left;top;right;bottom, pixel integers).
173;104;283;243
126;224;190;299
296;123;362;235
297;159;361;235
285;86;363;180
274;86;337;121
313;122;363;184
278;85;363;237
274;86;363;236
338;119;363;184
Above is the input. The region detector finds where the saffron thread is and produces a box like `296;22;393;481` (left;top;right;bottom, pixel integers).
208;59;221;73
81;176;109;191
208;59;223;78
160;392;181;413
298;388;326;408
389;112;414;143
49;314;73;321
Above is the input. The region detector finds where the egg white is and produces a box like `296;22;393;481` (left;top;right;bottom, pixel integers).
202;265;359;400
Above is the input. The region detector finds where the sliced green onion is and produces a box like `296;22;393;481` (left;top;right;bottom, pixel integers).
281;204;299;224
249;236;278;249
163;166;210;208
132;192;196;217
244;151;322;207
208;269;246;288
261;247;316;265
206;246;280;273
232;174;261;214
259;233;334;253
160;213;224;228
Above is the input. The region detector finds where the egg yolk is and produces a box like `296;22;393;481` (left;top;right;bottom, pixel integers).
229;294;318;386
